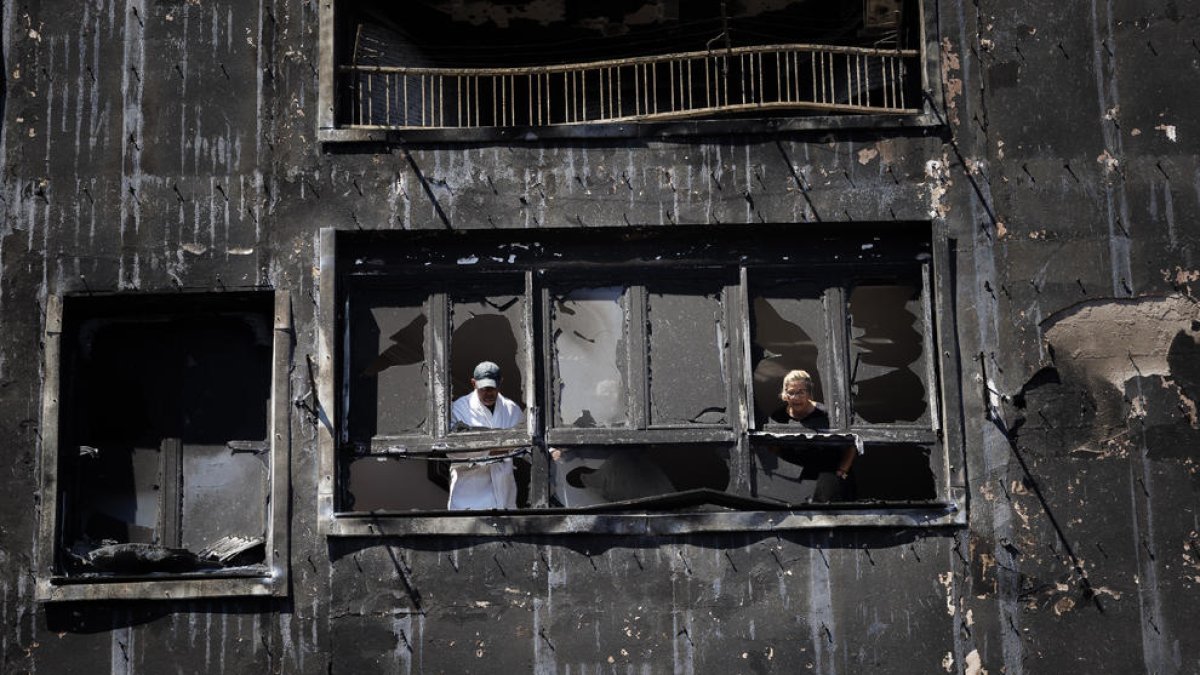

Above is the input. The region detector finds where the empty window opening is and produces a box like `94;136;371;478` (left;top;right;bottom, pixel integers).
850;443;937;501
751;441;936;504
344;452;533;512
58;294;273;576
450;288;528;411
751;441;857;504
750;281;828;426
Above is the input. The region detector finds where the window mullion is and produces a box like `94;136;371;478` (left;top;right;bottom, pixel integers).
527;269;550;508
728;269;752;495
540;278;557;433
737;267;756;432
429;292;450;439
825;283;851;429
338;291;352;446
920;262;941;434
159;437;184;548
628;284;649;430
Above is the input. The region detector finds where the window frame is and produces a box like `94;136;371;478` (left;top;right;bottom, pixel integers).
539;267;743;445
35;290;292;602
339;273;537;454
316;0;944;144
317;226;966;537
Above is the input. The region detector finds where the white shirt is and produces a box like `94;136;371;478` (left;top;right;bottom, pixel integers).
447;391;524;510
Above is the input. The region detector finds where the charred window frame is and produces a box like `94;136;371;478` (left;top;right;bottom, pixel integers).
317;225;965;536
336;273;538;511
318;0;942;143
35;291;291;602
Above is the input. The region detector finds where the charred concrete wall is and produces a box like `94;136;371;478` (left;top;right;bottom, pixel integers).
0;0;1197;673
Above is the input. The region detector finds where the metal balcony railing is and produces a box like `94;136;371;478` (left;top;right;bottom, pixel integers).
338;43;921;130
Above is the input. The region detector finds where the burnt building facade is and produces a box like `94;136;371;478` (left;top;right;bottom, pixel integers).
1;0;1198;672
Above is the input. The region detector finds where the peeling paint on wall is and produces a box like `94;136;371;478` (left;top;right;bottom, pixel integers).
1042;294;1200;389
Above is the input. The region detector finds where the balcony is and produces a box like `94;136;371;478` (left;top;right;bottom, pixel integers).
336;43;921;131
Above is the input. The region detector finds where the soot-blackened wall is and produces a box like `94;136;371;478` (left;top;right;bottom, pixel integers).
1;1;1198;673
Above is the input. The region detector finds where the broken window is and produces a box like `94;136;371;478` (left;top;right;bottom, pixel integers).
750;280;829;426
646;280;729;427
450;287;528;408
323;0;928;133
848;282;929;424
746;269;939;505
328;225;950;525
338;273;532;513
348;288;429;438
550;286;628;429
37;291;289;601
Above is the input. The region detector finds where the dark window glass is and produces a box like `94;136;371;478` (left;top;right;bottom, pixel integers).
647;281;728;426
348;290;429;438
551;446;731;507
344;456;449;512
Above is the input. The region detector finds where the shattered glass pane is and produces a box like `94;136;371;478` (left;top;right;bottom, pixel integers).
345;456;450;511
849;284;928;424
551;287;627;428
349;291;429;438
550;446;730;507
750;282;828;426
646;282;729;426
450;287;528;411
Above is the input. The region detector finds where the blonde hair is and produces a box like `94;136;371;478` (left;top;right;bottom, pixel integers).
780;370;813;398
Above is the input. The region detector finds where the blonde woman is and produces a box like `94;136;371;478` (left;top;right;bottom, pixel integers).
771;369;856;501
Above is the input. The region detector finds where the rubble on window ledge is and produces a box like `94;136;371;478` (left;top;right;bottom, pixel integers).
68;536;266;575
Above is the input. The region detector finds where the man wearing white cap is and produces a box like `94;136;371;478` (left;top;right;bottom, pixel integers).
447;361;524;510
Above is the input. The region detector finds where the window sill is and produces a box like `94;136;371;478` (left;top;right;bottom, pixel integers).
322;502;965;538
317;111;943;146
37;572;285;602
